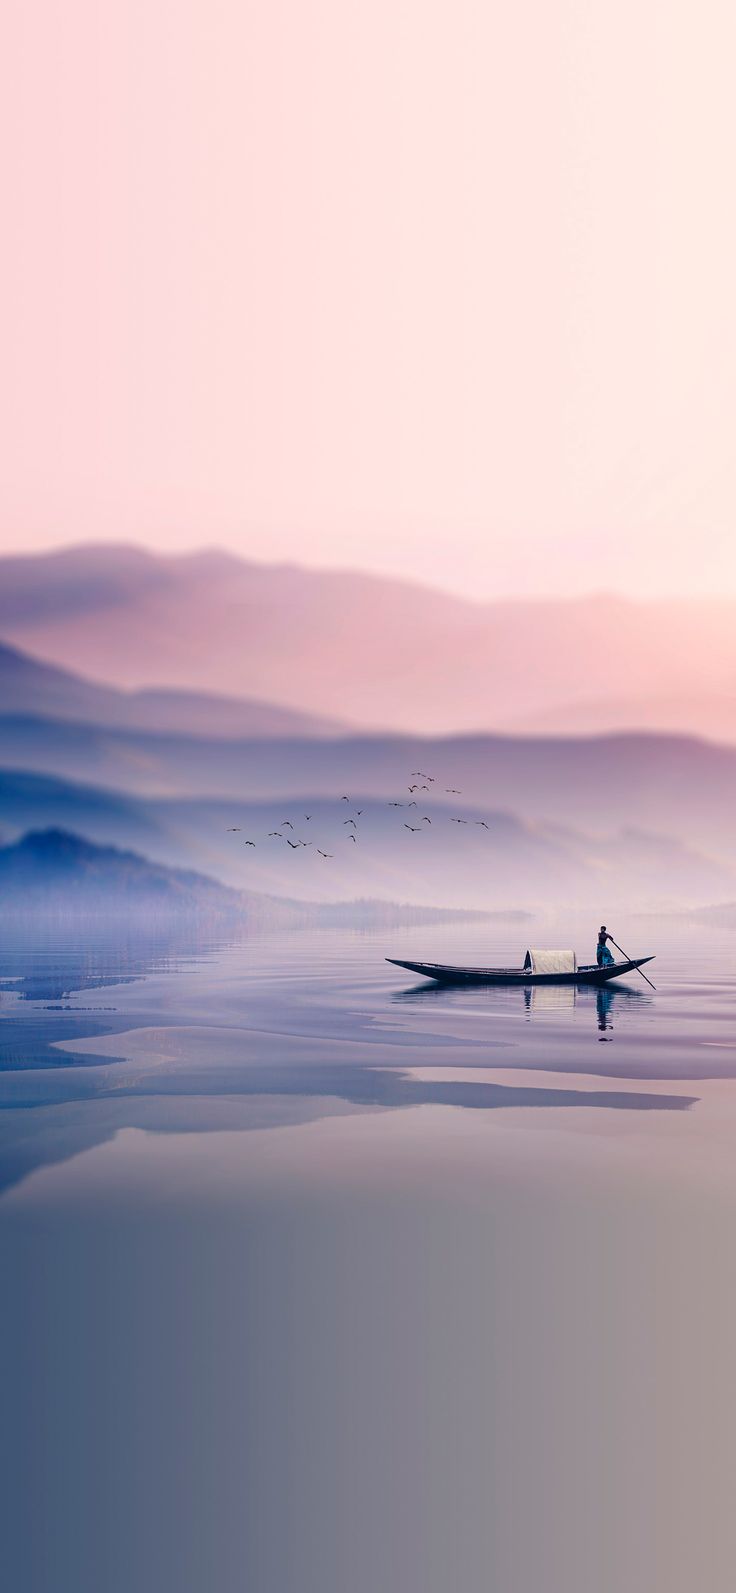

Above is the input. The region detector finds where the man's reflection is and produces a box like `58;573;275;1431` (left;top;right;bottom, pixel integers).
596;984;614;1039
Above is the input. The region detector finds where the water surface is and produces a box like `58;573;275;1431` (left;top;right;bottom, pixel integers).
2;917;736;1592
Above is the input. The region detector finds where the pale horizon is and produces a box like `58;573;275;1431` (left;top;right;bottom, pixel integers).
2;0;736;602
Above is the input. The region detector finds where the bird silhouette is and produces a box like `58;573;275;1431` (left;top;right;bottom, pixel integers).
446;788;462;795
404;823;421;832
407;800;418;807
317;850;333;858
281;821;294;830
451;818;468;824
286;839;300;849
226;828;241;832
341;795;350;802
244;841;256;847
343;819;357;827
268;831;283;838
408;785;419;793
388;802;404;808
304;814;312;821
348;834;357;843
475;820;489;829
354;809;364;817
421;816;431;824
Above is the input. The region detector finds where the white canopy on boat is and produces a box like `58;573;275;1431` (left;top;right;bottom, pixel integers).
523;949;578;975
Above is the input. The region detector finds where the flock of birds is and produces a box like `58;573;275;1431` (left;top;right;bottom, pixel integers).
225;771;491;860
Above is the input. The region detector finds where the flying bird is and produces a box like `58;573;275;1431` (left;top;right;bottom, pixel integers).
304;814;312;821
475;821;489;829
388;802;404;808
354;810;364;817
268;831;283;838
226;828;241;832
244;841;256;847
341;796;350;802
408;785;419;793
281;821;294;830
421;816;431;824
407;800;418;807
404;823;421;832
317;850;333;858
343;819;357;827
446;789;462;795
451;818;468;824
286;839;301;849
349;834;357;843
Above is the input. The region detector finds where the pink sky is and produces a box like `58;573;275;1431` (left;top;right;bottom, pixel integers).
2;0;735;600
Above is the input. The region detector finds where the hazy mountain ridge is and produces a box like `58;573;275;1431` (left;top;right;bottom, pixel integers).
513;692;736;742
3;544;736;736
0;828;498;927
683;903;736;930
1;716;735;861
0;640;350;739
0;827;245;915
0;769;730;911
2;545;734;912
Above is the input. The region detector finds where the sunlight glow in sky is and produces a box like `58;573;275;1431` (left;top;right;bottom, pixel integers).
2;0;736;599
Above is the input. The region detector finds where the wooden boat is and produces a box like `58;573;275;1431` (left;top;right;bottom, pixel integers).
385;953;655;987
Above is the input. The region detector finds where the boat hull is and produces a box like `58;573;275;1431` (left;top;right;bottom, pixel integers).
385;957;654;986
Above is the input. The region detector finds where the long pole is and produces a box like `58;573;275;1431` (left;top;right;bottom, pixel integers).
609;937;657;991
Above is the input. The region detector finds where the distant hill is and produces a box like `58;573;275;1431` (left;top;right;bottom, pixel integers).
2;543;736;737
0;769;731;911
0;640;350;739
1;718;736;864
0;827;497;927
683;903;736;930
514;693;736;743
0;828;247;916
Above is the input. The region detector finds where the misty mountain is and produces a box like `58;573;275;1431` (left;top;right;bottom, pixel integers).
0;640;349;739
146;798;733;910
683;903;736;930
514;692;736;743
2;717;736;866
0;828;248;916
0;827;496;928
0;769;730;911
2;543;736;736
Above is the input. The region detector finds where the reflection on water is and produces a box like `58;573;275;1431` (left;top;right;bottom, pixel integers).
0;921;710;1197
396;968;649;1036
521;979;640;1037
3;918;736;1593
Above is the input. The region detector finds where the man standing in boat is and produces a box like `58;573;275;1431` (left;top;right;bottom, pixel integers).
597;925;614;966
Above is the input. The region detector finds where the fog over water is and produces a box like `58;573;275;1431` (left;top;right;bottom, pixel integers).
2;916;736;1592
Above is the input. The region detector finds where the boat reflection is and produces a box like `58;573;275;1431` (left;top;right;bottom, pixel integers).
522;983;576;1015
393;977;650;1038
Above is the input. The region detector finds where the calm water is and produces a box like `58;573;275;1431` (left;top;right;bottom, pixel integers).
2;917;736;1592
